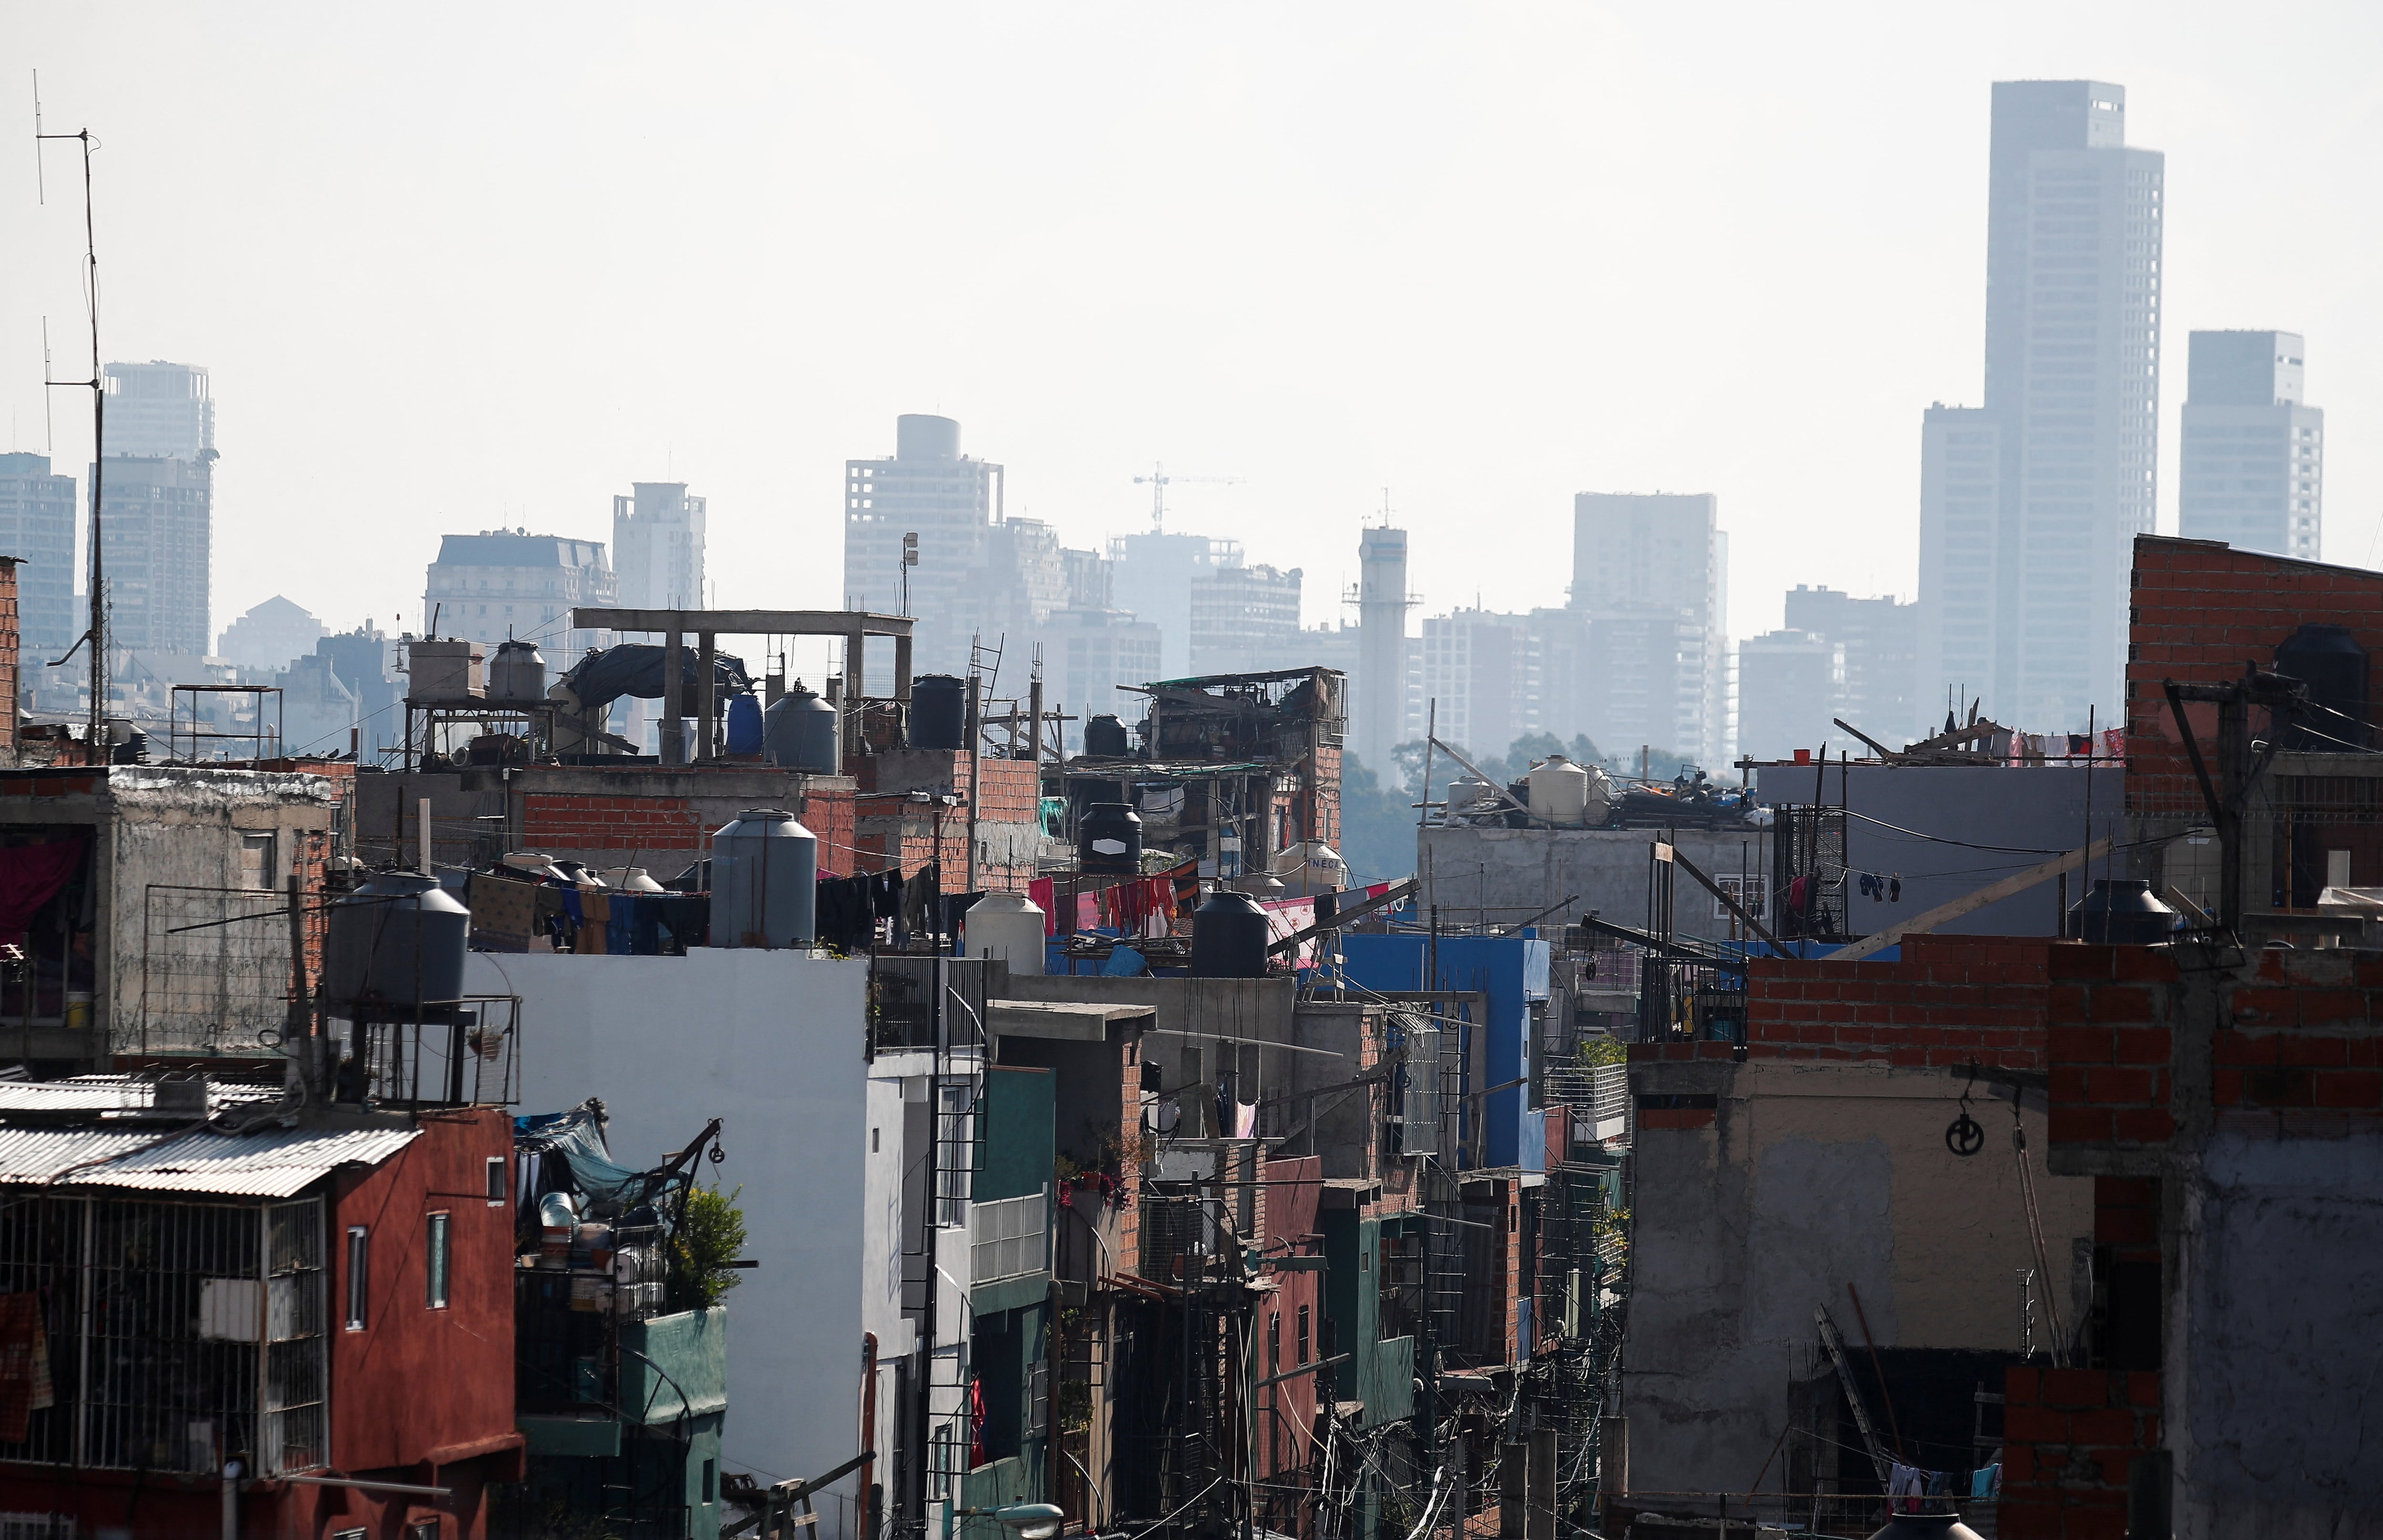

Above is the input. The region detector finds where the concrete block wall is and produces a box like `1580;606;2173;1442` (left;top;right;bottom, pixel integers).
1999;1366;2162;1540
2126;535;2383;820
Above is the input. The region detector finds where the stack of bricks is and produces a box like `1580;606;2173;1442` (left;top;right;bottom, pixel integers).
1998;1366;2162;1539
1633;934;2056;1071
2043;945;2181;1151
2125;534;2383;820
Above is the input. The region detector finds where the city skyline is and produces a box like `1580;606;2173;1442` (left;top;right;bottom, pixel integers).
2;5;2374;688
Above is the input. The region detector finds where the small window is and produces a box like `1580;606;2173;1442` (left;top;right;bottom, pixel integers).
1267;1311;1281;1376
486;1157;507;1205
1297;1304;1310;1366
702;1458;718;1506
426;1213;451;1309
871;1127;880;1154
346;1227;369;1330
238;832;277;889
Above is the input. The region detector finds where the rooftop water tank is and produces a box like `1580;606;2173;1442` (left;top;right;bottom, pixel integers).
709;809;818;948
911;674;967;751
1084;714;1132;758
2067;878;2179;944
1446;777;1498;821
1273;841;1345;896
407;639;484;703
2276;622;2369;749
763;683;839;772
488;640;546;706
1080;803;1143;875
1190;889;1271;979
725;693;764;755
965;891;1046;975
325;871;471;1017
1526;755;1592;827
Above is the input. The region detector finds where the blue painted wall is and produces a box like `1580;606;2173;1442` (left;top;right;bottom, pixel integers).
1339;934;1548;1168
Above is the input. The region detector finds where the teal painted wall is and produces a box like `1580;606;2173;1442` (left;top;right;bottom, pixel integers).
982;1065;1057;1202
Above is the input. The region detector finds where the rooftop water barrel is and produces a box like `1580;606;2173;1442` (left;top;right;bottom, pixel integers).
1446;777;1497;820
2066;878;2179;944
2275;622;2369;749
1084;714;1132;758
1079;802;1143;875
407;639;484;702
488;640;546;706
1273;841;1345;896
709;809;818;948
911;674;967;751
763;683;839;772
725;693;764;755
965;891;1046;975
1190;889;1271;979
1526;755;1593;826
325;871;471;1016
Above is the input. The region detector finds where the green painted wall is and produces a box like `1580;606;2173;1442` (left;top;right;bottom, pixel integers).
982;1065;1056;1202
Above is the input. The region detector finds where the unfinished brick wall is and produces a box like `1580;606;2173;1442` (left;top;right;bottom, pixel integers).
2126;535;2383;819
1999;1366;2161;1540
1634;933;2056;1071
522;792;702;856
0;559;17;761
2211;948;2383;1133
2042;944;2181;1151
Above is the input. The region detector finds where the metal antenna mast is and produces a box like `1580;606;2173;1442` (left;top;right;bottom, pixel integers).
35;73;108;747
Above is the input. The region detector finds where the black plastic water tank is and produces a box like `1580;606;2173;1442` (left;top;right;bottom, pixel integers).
910;674;967;751
1190;889;1271;978
2275;623;2369;749
1079;802;1143;874
1502;780;1532;828
1084;714;1132;758
2067;879;2179;944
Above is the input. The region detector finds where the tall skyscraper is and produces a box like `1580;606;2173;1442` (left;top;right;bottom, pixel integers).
0;453;78;663
843;415;1002;685
1571;492;1728;766
1918;82;2163;731
1414;607;1541;760
1110;530;1229;681
95;362;217;663
1187;558;1302;676
104;362;213;459
612;482;707;610
1783;585;1922;746
1737;629;1844;762
2178;331;2322;561
1353;524;1412;770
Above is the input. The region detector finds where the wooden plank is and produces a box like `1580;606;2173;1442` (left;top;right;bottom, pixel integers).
1831;836;2114;962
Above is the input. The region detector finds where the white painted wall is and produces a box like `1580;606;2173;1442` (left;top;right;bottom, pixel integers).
468;948;873;1525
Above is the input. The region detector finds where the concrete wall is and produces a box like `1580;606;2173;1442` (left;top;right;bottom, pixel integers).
1619;1057;2092;1499
1419;823;1773;943
471;948;872;1526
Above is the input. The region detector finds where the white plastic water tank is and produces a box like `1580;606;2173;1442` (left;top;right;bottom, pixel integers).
1272;841;1347;896
965;891;1046;975
1526;755;1594;826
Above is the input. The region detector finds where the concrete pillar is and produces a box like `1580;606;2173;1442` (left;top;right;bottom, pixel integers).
661;628;684;767
697;632;717;761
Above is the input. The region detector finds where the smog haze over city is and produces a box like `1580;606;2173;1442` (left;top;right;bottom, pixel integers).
4;2;2379;680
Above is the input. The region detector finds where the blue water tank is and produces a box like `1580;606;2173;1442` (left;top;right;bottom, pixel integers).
726;693;765;755
709;810;818;948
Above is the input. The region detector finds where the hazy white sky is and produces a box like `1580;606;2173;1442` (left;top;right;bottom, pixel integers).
5;2;2380;680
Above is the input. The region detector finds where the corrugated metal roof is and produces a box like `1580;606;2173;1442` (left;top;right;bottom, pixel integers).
0;1123;419;1196
0;1077;283;1113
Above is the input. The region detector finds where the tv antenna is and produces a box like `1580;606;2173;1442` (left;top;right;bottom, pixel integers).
1132;462;1242;532
34;70;110;746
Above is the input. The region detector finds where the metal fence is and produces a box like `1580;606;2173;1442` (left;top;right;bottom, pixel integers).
0;1193;326;1477
140;885;305;1056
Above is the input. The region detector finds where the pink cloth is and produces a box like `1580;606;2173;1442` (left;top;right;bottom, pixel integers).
1029;878;1057;936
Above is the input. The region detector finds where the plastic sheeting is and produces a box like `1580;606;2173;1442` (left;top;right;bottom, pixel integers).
515;1102;649;1206
555;644;752;714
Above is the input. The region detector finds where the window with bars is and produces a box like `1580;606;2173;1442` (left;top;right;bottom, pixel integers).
970;1188;1047;1284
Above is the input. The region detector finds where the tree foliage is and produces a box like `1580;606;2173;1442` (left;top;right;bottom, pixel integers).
669;1184;748;1311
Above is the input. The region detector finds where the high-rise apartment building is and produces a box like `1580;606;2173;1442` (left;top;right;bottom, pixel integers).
2178;331;2322;561
1918;82;2163;731
1571;492;1728;765
844;415;1002;685
1187;559;1302;677
612;482;707;611
0;453;78;663
1737;629;1845;762
422;531;616;667
1110;531;1230;682
104;362;214;460
1782;585;1923;746
1041;608;1163;749
98;457;212;656
1353;525;1413;770
1414;608;1540;760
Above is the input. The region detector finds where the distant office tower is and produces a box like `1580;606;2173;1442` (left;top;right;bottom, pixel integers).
104;362;214;460
1783;585;1922;746
217;595;327;674
1187;559;1302;676
1041;608;1164;750
844;415;1002;685
1110;531;1230;681
1737;629;1845;761
1354;525;1413;769
1415;608;1541;761
422;531;616;667
612;482;707;610
1571;492;1728;766
1918;82;2163;731
0;453;78;662
97;456;212;656
2179;332;2322;561
953;517;1072;663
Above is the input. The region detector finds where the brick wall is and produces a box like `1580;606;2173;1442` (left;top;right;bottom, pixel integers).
2043;945;2181;1151
0;559;17;760
1633;933;2056;1071
1999;1366;2161;1540
2210;948;2383;1135
2126;535;2383;819
522;792;702;856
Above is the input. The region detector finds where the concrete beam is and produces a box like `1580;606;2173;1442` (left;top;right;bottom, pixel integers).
573;608;914;638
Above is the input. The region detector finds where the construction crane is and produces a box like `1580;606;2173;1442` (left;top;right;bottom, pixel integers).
1133;462;1242;531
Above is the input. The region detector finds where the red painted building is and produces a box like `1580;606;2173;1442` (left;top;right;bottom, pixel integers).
0;1081;518;1538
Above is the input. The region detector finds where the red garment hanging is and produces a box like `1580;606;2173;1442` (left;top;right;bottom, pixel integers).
0;842;85;945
